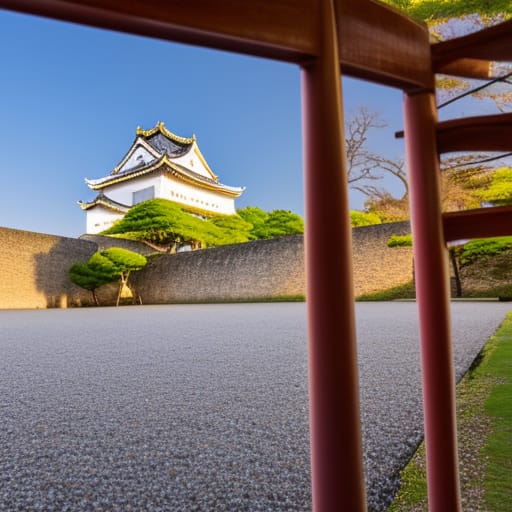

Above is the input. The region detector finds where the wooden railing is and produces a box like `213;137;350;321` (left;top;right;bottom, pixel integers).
0;1;510;510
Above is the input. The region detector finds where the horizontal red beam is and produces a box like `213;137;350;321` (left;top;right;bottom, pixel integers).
0;0;317;63
0;0;433;91
443;206;512;242
434;58;491;80
437;113;512;154
432;19;512;73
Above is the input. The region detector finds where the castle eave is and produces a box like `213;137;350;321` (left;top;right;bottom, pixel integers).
86;157;244;197
78;195;130;214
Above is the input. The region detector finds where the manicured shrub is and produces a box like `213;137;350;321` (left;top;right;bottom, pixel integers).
350;210;382;227
460;237;512;265
387;234;413;248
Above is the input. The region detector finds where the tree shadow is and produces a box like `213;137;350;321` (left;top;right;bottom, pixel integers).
33;235;98;307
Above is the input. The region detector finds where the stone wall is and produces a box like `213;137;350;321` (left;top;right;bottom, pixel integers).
131;235;306;303
131;222;414;303
352;221;412;296
0;227;98;309
459;250;512;297
0;222;414;309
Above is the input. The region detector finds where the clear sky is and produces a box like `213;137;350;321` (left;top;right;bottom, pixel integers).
0;8;495;238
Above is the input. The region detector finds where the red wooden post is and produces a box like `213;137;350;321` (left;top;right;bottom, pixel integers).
301;1;366;510
403;91;462;511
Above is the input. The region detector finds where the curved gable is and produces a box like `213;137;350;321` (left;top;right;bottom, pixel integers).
170;141;219;182
112;138;161;175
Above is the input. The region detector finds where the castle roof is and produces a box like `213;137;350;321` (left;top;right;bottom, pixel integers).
85;121;243;197
78;194;130;213
86;155;244;197
136;121;196;146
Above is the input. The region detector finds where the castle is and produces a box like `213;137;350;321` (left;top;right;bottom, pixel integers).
79;122;245;234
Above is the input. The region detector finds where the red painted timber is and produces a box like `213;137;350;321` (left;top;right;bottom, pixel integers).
301;1;366;510
404;92;462;512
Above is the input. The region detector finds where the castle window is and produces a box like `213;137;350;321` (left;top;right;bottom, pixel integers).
133;185;155;205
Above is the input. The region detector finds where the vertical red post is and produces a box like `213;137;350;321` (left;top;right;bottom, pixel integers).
301;1;366;510
403;92;462;511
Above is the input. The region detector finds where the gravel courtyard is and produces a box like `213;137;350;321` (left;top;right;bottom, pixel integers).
0;302;509;511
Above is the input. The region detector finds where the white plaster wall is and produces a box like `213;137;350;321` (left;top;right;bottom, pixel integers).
86;173;237;233
104;175;162;206
86;207;124;234
159;175;236;215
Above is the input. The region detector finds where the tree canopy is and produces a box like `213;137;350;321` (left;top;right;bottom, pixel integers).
103;199;214;250
69;254;118;306
238;206;304;239
100;248;147;305
350;210;382;227
381;2;512;113
69;248;147;306
478;167;512;206
102;199;304;251
381;1;512;22
208;214;253;245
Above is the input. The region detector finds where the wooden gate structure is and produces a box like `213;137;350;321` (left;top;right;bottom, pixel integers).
1;1;511;510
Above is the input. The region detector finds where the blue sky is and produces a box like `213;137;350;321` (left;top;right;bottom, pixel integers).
0;8;496;238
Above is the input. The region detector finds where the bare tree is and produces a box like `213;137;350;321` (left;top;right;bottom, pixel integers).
346;108;511;214
345;107;408;200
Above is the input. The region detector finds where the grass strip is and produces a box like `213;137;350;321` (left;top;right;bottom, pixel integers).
356;281;416;301
388;311;512;511
481;313;512;511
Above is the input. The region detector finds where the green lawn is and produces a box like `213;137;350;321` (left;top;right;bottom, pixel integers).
388;311;512;511
481;314;512;511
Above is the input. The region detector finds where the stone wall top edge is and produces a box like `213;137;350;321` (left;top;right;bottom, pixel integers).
352;220;411;233
0;226;97;249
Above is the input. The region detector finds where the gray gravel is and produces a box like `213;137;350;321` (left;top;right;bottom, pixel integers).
0;302;509;511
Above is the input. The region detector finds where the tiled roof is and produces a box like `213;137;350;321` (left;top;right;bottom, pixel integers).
146;132;192;157
86;157;244;197
136;121;195;145
78;194;130;213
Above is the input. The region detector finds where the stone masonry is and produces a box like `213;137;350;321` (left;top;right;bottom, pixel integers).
0;227;97;309
1;222;414;308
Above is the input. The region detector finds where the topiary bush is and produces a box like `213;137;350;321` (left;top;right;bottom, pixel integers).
460;237;512;265
387;234;413;248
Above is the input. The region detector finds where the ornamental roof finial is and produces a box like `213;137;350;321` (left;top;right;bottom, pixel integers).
136;121;195;144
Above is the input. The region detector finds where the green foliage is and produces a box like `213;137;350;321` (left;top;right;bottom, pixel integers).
483;322;512;510
387;234;413;247
208;214;253;245
389;312;512;510
100;247;147;275
381;0;512;22
237;206;269;234
237;206;271;239
69;258;116;292
104;199;210;248
238;206;304;240
104;200;304;250
356;281;416;301
99;248;147;305
478;168;512;206
365;194;410;223
460;237;512;265
436;76;470;90
350;210;381;227
263;209;304;238
69;248;147;306
69;253;119;305
386;444;427;510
